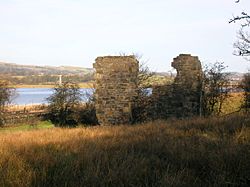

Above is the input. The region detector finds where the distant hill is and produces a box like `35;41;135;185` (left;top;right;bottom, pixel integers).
0;61;245;86
228;72;245;81
0;61;94;76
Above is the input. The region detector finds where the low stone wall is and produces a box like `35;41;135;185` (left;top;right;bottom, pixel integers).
93;56;139;125
2;110;45;125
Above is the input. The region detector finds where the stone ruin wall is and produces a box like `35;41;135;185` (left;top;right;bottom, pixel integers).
93;54;202;125
152;54;203;118
171;54;203;117
93;56;139;125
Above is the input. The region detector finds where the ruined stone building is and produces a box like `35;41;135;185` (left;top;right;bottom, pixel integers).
94;54;203;125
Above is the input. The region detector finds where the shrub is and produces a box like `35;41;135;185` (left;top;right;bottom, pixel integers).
46;82;82;127
0;80;15;126
132;55;155;123
202;62;231;116
75;102;98;126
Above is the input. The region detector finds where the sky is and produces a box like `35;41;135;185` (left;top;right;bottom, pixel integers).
0;0;250;72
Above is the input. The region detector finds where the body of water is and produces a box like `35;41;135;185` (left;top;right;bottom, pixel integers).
12;88;93;105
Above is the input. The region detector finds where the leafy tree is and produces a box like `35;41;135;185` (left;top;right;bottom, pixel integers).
230;0;250;59
202;62;231;116
0;80;15;126
46;82;82;127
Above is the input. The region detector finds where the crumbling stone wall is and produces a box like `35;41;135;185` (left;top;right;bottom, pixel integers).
171;54;203;117
93;56;138;125
152;54;203;118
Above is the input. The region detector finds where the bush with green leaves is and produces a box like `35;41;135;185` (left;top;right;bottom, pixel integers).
46;82;82;127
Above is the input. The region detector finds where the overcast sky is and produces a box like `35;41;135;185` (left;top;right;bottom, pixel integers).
0;0;249;72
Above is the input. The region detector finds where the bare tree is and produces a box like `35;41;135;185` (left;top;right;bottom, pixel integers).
119;53;155;123
241;72;250;112
202;62;231;116
76;87;98;126
118;52;155;89
229;0;250;59
118;53;154;96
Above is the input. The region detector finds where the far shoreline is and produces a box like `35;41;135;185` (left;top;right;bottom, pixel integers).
12;82;94;89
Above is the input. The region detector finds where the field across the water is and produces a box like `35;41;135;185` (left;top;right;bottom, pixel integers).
12;82;94;88
0;114;249;186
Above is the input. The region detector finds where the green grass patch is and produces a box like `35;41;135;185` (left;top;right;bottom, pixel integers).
0;121;54;133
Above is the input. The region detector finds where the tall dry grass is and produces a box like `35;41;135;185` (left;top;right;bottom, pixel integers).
0;114;249;186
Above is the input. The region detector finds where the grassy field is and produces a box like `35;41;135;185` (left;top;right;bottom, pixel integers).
0;114;249;186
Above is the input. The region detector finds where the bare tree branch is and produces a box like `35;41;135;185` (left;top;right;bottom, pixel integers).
230;1;250;59
233;29;250;60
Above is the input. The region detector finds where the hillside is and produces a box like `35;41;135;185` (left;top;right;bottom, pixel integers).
0;61;94;85
0;61;245;87
0;61;94;76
